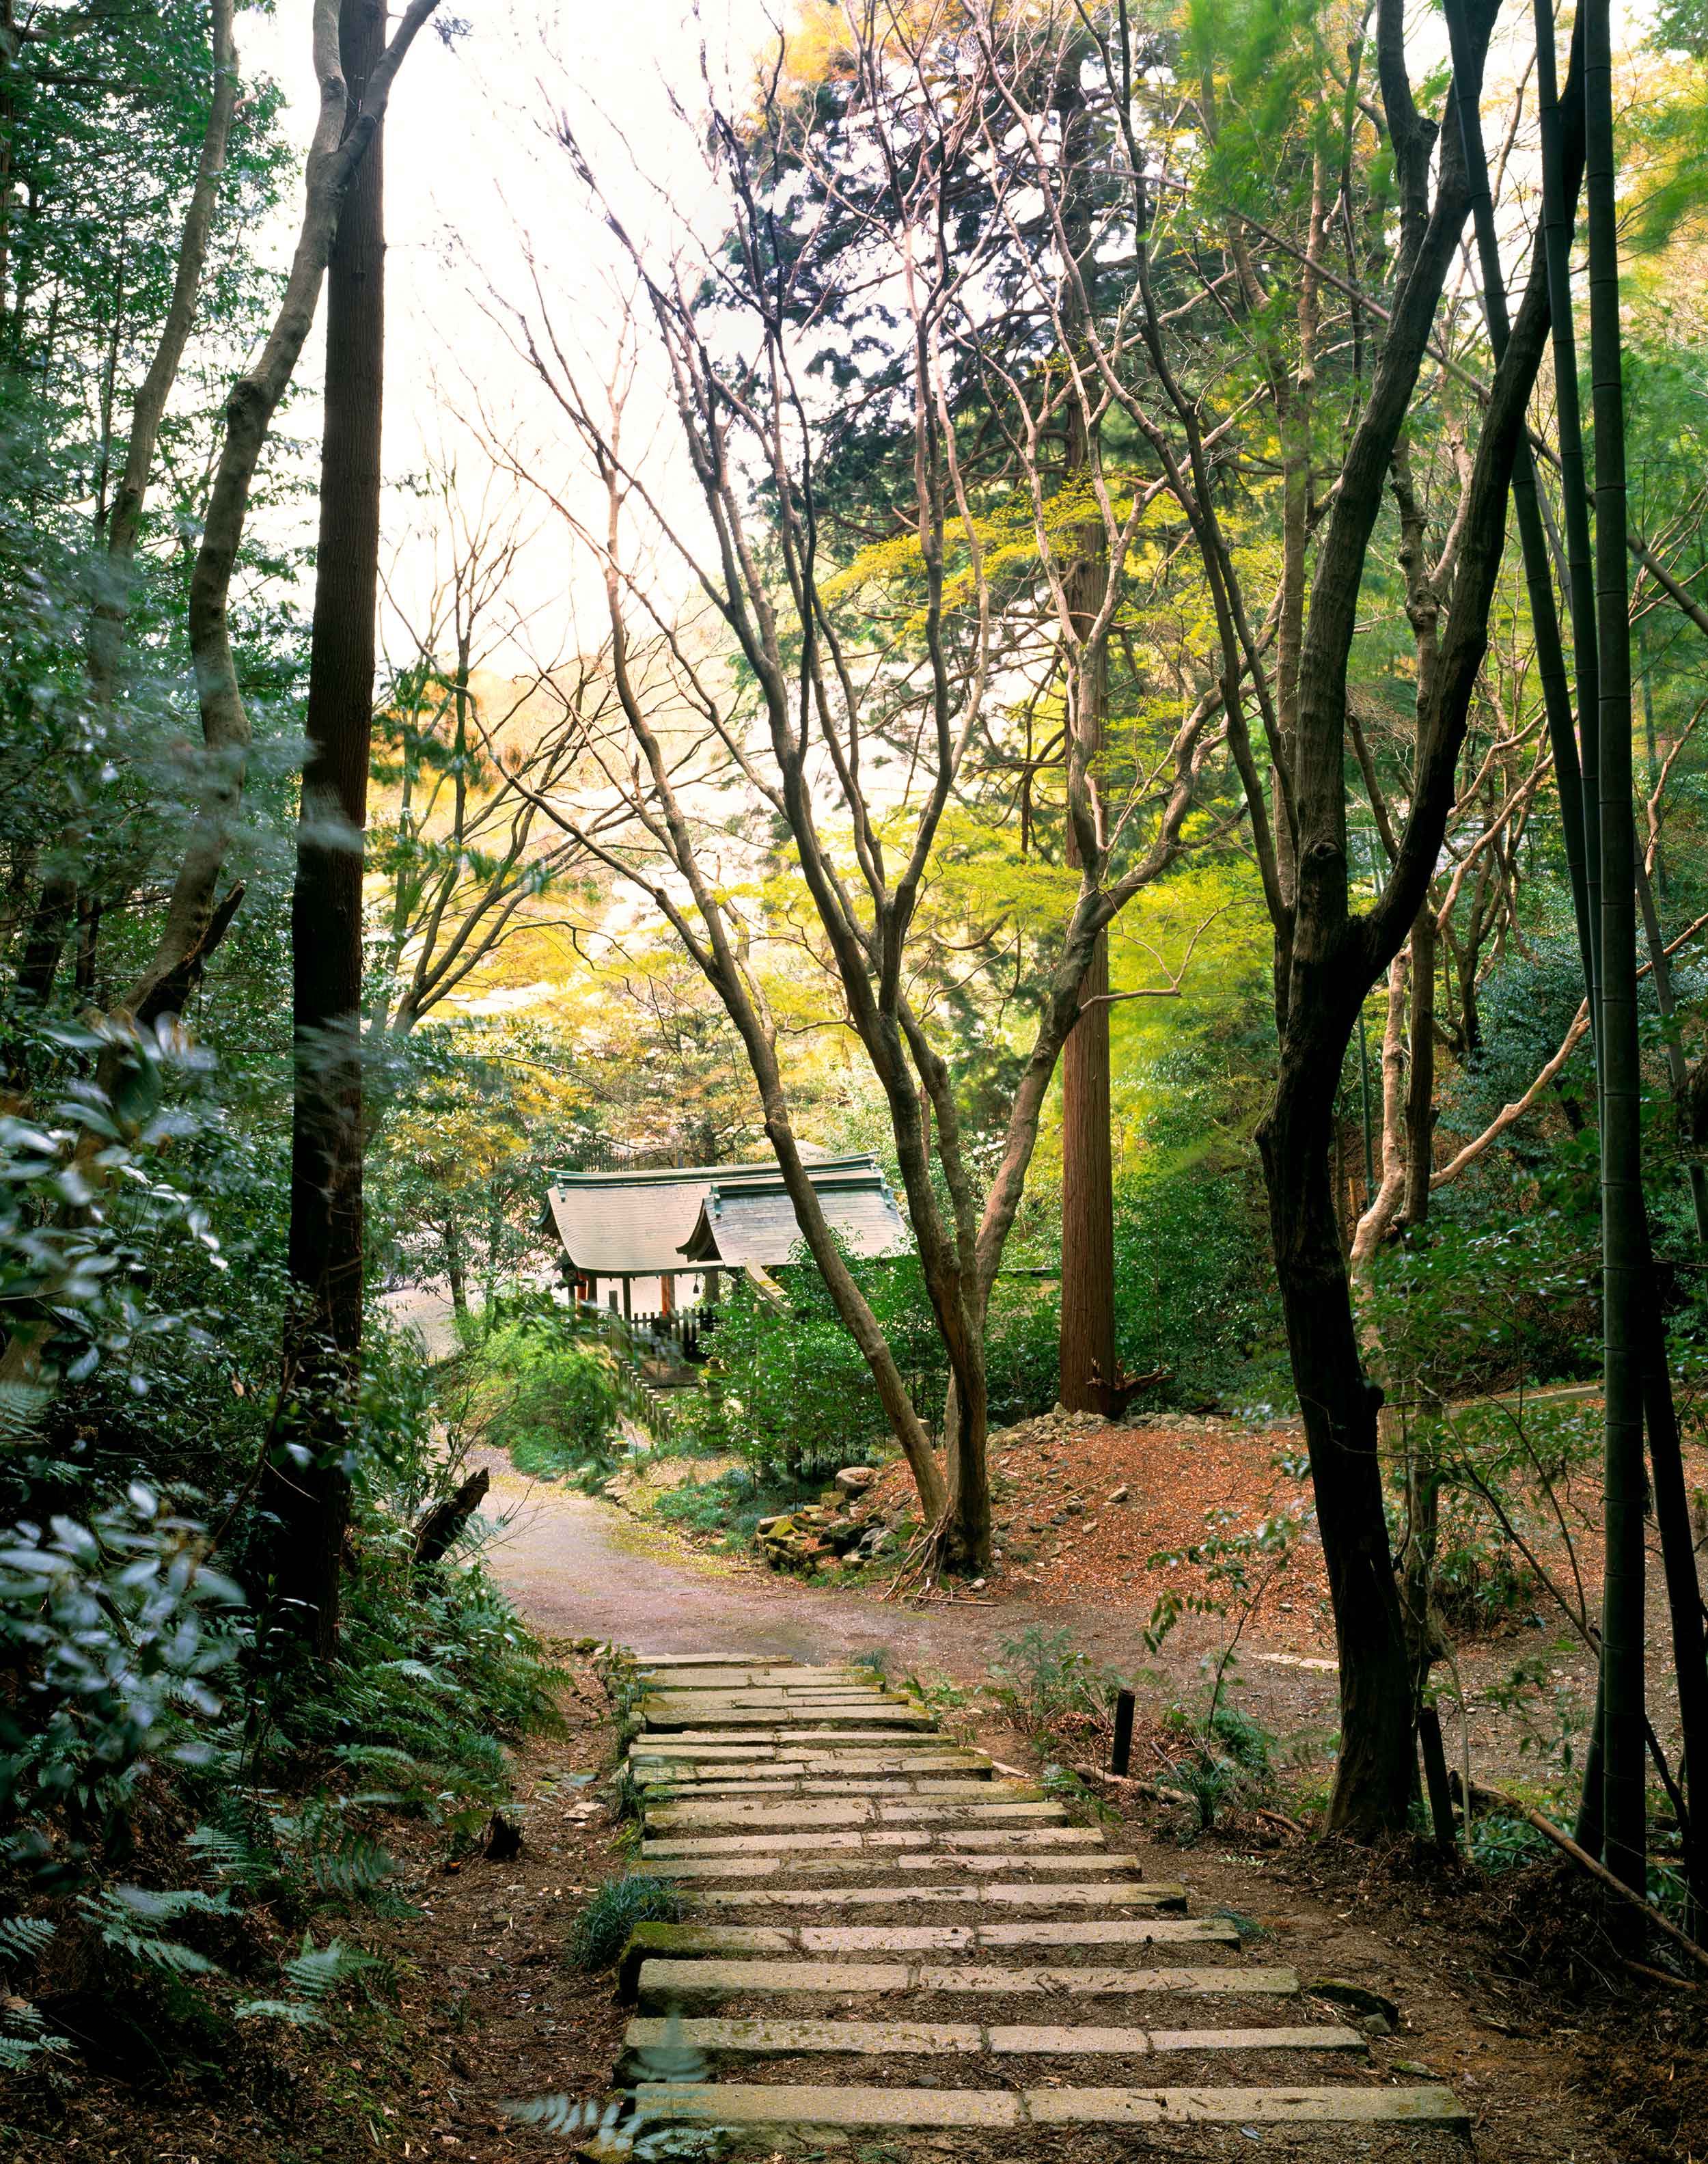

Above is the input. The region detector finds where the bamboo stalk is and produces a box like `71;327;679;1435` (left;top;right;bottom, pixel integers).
1469;1781;1708;1975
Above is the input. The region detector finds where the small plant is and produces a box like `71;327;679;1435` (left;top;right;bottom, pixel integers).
987;1626;1120;1740
464;1306;622;1477
236;1933;380;2026
511;2009;717;2154
567;1874;683;1972
1040;1763;1120;1826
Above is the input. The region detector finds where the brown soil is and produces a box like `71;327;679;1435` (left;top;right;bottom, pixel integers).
13;1419;1705;2163
1;1654;633;2164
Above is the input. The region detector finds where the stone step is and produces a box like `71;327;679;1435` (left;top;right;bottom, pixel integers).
631;1652;751;1667
629;2083;1470;2134
633;1667;868;1687
687;1882;1187;1912
635;1958;1302;2010
618;1917;1240;1998
639;1777;1034;1802
620;2014;1365;2066
642;1827;1106;1858
630;1751;991;1780
643;1799;1066;1832
650;1851;1146;1883
640;1690;916;1709
632;1766;991;1783
635;1728;950;1748
640;1709;934;1733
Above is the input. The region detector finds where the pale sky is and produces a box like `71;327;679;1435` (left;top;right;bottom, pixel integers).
236;0;782;670
232;0;1651;676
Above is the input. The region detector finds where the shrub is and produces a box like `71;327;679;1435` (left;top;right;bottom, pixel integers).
987;1625;1120;1740
653;1464;827;1548
465;1306;622;1476
567;1874;683;1971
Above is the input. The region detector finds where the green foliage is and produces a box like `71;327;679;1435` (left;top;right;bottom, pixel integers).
566;1874;683;1972
1159;1698;1278;1833
987;1626;1120;1740
653;1463;830;1548
676;1256;1058;1472
0;1477;245;1835
463;1302;622;1477
77;1884;232;1980
236;1934;380;2027
1038;1763;1120;1826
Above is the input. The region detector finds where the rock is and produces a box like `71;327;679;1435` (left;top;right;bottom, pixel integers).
793;1505;830;1529
1306;1980;1401;2033
969;1578;986;1591
756;1514;790;1535
836;1466;878;1496
1107;1485;1129;1505
1392;2061;1438;2079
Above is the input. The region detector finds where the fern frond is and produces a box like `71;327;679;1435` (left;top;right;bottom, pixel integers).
236;1934;377;2025
0;1915;55;1968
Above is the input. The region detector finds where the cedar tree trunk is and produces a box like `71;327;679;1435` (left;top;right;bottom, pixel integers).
275;0;387;1656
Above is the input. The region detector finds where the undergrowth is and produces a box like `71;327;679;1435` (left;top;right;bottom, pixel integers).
567;1874;683;1971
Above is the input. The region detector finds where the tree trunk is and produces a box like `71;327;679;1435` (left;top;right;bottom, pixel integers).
444;1216;469;1320
1056;62;1115;1419
1058;894;1114;1411
1258;1010;1414;1838
1584;0;1647;1913
1403;907;1435;1226
274;0;389;1658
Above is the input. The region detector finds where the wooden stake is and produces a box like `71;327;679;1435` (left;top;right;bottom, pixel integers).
1111;1688;1135;1777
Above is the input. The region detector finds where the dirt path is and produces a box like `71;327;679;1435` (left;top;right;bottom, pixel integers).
473;1451;1494;1778
476;1449;1023;1672
475;1446;1294;1691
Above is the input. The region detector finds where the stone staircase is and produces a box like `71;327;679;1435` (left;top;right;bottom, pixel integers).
611;1654;1471;2148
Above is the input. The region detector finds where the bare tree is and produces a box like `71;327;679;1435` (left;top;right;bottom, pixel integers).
370;443;631;1038
14;0;239;1009
497;16;1238;1567
982;0;1589;1831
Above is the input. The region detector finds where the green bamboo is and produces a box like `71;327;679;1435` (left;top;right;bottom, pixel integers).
1584;0;1648;1910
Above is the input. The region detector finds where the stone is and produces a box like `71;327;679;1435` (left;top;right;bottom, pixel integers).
1146;2024;1365;2054
635;1957;914;2008
1107;1485;1129;1504
911;1963;1303;1997
633;1958;1301;2008
836;1466;878;1495
622;2015;987;2063
688;1881;1187;1911
1023;2086;1469;2131
1305;1979;1401;2029
631;2084;1021;2132
639;1826;1098;1859
631;2085;1468;2134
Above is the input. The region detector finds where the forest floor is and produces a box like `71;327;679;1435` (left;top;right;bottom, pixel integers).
20;1633;1700;2164
12;1414;1707;2163
513;1401;1703;1802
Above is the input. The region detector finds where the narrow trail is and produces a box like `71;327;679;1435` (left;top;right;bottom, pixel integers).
472;1449;1367;1759
610;1656;1472;2156
475;1449;1084;1676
